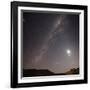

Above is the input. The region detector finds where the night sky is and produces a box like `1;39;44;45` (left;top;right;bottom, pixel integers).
23;11;79;73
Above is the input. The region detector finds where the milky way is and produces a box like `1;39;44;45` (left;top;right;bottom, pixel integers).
33;15;66;63
23;11;79;73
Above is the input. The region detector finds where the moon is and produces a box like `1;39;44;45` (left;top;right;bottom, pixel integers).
66;49;71;56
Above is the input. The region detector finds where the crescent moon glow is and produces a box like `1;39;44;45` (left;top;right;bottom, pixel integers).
66;49;71;56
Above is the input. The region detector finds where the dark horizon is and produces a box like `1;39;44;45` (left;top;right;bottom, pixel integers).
23;68;79;77
23;11;79;74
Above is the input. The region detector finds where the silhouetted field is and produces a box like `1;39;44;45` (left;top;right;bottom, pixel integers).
23;68;79;77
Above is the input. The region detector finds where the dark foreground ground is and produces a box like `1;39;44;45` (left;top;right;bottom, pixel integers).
23;68;79;77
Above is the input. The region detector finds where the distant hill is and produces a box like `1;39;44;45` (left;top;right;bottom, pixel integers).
23;69;54;77
65;68;79;75
23;68;79;77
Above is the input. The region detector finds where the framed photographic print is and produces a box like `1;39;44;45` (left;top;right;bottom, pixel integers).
11;1;88;88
